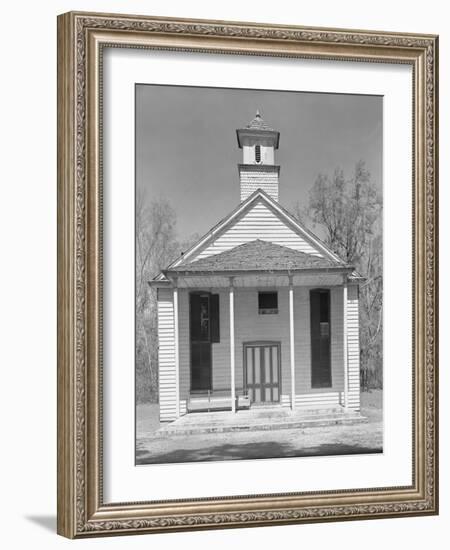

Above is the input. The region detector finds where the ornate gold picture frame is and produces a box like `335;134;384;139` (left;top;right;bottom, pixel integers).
57;11;438;538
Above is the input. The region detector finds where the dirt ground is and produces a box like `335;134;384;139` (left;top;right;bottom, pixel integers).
136;390;383;465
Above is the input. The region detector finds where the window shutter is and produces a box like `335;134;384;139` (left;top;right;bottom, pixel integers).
210;294;220;343
310;289;331;388
255;144;261;163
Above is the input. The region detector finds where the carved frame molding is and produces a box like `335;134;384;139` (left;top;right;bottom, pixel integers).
57;11;438;538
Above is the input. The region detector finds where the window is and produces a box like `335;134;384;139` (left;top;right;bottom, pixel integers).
255;144;261;163
189;292;220;343
258;292;278;314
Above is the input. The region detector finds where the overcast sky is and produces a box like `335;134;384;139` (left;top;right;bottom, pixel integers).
136;84;382;239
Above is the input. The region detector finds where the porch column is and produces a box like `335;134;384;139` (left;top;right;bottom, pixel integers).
173;280;180;418
343;278;349;409
289;275;296;410
229;277;236;413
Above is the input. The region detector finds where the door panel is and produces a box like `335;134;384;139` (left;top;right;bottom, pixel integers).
244;343;280;403
190;342;211;391
246;347;253;384
254;348;261;384
264;347;271;394
272;346;278;383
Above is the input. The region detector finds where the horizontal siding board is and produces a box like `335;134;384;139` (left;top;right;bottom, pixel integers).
240;168;279;202
182;286;348;408
156;281;362;417
195;200;322;261
157;288;178;421
346;285;361;410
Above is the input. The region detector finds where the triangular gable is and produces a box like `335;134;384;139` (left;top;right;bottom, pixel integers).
166;190;344;273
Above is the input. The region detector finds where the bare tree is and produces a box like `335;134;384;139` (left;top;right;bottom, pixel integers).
308;161;381;265
297;160;383;390
135;191;203;403
358;227;383;390
136;192;178;403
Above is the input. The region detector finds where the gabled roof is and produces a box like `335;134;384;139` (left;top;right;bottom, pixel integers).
167;239;345;274
153;188;349;283
236;111;280;148
244;111;274;131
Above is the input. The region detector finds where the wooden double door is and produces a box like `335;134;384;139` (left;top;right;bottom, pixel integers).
244;342;281;404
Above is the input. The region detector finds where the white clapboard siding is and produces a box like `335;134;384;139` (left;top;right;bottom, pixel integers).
231;287;344;406
347;285;361;410
157;288;178;422
159;285;360;416
211;290;233;390
295;392;341;408
240;167;279;202
281;393;343;408
291;286;344;402
234;289;289;392
194;200;322;260
180;400;187;416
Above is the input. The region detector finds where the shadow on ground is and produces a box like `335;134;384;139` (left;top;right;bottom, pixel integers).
136;391;383;465
25;515;57;533
136;440;382;465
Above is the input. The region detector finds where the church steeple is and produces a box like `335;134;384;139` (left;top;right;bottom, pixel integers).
236;111;280;202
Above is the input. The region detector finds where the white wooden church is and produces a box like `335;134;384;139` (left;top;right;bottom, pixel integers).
151;111;363;423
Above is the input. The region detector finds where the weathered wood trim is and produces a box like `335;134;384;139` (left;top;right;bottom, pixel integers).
166;267;354;277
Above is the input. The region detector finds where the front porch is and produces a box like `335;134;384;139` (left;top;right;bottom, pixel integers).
157;404;366;437
168;270;358;420
153;239;363;423
136;391;381;465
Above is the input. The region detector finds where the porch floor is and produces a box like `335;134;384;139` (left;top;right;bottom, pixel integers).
157;405;366;437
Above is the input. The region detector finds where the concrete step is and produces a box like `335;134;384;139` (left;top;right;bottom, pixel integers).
178;410;360;426
156;413;368;437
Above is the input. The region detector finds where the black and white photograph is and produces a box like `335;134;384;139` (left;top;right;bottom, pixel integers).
1;0;442;544
135;84;383;465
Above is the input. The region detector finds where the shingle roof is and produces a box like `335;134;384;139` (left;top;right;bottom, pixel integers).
245;110;273;131
168;239;344;273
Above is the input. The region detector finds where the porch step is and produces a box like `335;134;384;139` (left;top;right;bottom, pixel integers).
156;410;367;437
187;397;233;413
187;393;249;412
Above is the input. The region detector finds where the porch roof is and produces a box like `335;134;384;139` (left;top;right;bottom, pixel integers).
166;239;348;275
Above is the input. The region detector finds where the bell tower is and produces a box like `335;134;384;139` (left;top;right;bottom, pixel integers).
236;111;280;202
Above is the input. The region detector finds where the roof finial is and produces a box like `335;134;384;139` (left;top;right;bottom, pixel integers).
243;110;273;131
